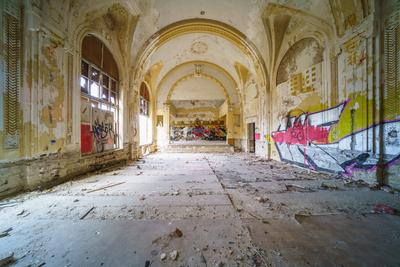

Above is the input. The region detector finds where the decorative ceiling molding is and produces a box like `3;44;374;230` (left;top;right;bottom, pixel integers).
166;73;231;105
156;60;240;107
133;18;268;88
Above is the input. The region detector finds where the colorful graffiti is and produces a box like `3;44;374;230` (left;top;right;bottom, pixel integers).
170;119;226;141
81;102;116;154
271;101;400;176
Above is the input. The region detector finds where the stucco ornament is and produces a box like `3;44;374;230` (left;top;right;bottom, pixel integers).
191;41;208;55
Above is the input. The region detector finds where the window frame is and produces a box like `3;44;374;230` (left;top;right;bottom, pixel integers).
80;58;120;152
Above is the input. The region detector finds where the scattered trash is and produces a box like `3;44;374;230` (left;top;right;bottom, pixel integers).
169;250;178;260
73;199;79;202
16;210;30;217
144;260;151;267
254;196;268;203
372;204;398;215
174;228;183;237
86;182;126;193
321;182;338;190
286;184;314;192
344;179;368;187
200;253;207;265
294;213;309;224
17;210;26;216
80;207;95;220
0;228;12;238
0;252;15;266
160;253;167;261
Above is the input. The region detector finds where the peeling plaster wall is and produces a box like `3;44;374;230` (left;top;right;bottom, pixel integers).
0;0;136;197
269;1;400;188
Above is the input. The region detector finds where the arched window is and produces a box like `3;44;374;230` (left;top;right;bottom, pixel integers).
80;34;120;154
139;82;152;145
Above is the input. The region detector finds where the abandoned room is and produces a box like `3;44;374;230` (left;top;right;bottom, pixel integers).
0;0;399;266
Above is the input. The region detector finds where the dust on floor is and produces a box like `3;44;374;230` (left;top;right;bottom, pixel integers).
0;153;399;267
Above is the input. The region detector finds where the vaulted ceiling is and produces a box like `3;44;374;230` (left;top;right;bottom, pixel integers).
59;0;371;110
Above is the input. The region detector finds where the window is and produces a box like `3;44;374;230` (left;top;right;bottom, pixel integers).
139;83;152;145
80;35;120;154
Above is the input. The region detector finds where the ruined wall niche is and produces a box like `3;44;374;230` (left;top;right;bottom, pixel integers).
276;38;323;85
329;0;371;37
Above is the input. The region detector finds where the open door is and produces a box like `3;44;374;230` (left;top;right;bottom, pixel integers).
247;123;255;153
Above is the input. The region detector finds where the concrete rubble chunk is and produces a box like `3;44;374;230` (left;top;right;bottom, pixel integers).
169;250;178;260
321;182;338;190
160;252;167;261
0;252;15;267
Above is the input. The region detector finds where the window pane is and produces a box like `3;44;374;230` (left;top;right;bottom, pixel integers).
80;76;88;94
90;67;100;82
81;61;89;77
90;81;100;98
111;80;117;91
102;74;109;88
102;88;109;101
110;91;116;105
91;101;99;108
100;103;109;111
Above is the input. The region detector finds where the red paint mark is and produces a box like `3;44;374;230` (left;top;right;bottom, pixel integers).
271;122;329;145
255;133;261;140
81;124;93;153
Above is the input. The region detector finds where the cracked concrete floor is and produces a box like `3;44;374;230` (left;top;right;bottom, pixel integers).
0;152;400;267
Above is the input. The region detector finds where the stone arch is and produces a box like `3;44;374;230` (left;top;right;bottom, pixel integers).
132;18;268;91
276;37;324;85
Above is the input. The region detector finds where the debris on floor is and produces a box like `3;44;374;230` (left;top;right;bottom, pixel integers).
0;228;12;238
372;204;398;215
169;250;178;260
1;152;400;266
0;252;15;266
86;182;126;193
80;207;95;219
321;182;339;190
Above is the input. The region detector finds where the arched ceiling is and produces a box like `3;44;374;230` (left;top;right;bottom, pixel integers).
63;0;364;112
156;61;239;108
145;33;253;87
170;76;226;101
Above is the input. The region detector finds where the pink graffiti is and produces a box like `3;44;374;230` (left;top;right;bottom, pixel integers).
272;122;329;145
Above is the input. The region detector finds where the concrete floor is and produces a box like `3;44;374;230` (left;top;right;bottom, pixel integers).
0;152;399;267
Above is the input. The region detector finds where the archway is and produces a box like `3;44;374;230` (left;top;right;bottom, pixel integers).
80;34;120;154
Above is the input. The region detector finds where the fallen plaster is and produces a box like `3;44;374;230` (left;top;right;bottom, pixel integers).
0;152;399;266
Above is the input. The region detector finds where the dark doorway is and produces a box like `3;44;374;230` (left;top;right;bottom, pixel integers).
247;123;255;153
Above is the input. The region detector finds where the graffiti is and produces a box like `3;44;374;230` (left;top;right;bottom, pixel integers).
272;101;400;176
171;119;226;141
92;120;115;152
81;102;117;153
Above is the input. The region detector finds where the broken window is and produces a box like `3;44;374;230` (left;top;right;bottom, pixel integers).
139;83;152;145
80;35;120;154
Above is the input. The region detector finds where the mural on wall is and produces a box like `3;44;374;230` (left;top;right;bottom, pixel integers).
81;102;116;154
272;34;400;186
170;119;226;141
271;102;400;175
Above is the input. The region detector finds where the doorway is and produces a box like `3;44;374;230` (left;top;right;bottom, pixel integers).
247;123;255;153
